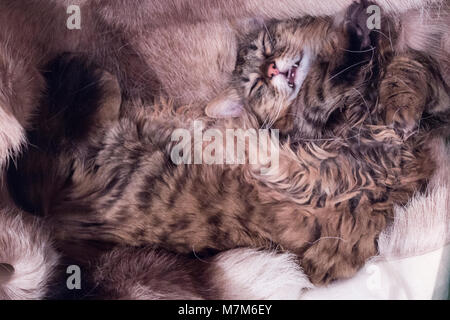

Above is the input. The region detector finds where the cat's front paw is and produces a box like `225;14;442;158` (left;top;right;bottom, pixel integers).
344;0;379;50
379;57;428;140
381;90;425;140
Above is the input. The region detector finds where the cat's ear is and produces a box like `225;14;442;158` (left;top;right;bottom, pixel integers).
205;87;244;118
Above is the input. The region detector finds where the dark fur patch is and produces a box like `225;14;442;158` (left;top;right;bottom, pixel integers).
6;54;108;215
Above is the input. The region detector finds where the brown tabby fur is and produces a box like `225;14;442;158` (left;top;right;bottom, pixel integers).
1;0;447;166
26;16;448;286
6;2;450;286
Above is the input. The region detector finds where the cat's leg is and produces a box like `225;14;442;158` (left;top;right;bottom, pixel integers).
268;195;387;285
380;53;450;139
300;206;387;285
342;0;446;141
6;54;120;215
88;246;311;299
252;130;431;285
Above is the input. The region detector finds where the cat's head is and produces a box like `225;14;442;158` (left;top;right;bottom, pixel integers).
207;4;382;139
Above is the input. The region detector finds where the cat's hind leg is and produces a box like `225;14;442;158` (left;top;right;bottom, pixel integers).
6;54;120;215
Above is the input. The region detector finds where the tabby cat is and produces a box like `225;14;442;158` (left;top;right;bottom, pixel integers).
0;0;417;167
7;3;450;285
2;0;446;167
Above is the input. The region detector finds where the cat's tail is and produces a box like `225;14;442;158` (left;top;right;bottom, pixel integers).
73;246;311;300
6;54;121;216
0;206;59;300
24;53;121;155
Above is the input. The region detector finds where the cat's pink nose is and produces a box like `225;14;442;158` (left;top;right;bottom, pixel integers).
267;62;279;78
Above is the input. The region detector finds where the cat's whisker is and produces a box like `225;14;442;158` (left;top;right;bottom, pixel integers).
192;246;210;264
289;129;370;144
372;28;394;52
262;21;273;45
362;45;376;73
338;47;375;53
357;119;364;147
387;22;394;52
80;274;102;299
292;136;343;142
267;101;284;129
260;114;270;129
352;87;373;124
307;236;348;245
27;142;44;152
326;59;370;83
390;108;402;125
116;41;133;54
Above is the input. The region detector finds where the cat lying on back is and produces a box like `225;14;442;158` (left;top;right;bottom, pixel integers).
205;8;449;139
1;0;447;168
8;3;450;285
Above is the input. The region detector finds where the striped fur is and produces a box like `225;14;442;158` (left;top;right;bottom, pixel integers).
0;0;446;168
34;39;448;287
1;0;448;297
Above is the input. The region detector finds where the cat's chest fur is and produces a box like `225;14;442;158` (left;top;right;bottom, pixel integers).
49;105;434;285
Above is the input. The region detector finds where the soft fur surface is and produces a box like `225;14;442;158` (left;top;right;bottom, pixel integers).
0;106;26;169
212;138;450;299
208;248;313;299
302;138;450;299
0;0;448;300
14;4;447;287
0;49;43;168
0;0;445;168
91;246;312;300
66;138;449;300
0;207;59;299
378;139;450;258
92;247;207;300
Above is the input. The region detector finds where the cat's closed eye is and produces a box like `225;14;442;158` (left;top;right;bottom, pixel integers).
249;78;263;95
262;31;274;57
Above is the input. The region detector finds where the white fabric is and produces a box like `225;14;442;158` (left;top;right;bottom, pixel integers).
301;244;450;299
